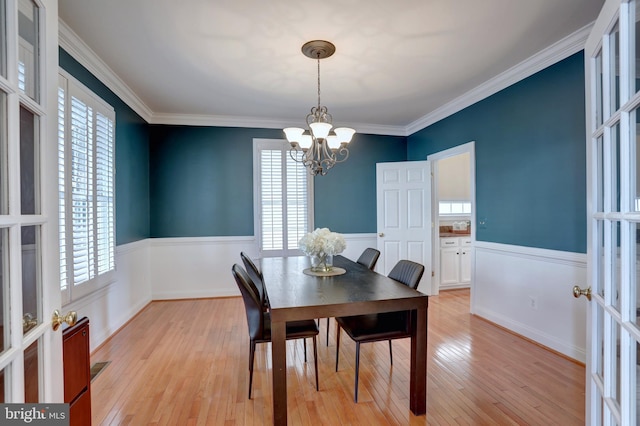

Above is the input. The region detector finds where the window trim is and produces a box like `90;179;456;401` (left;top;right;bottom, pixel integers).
253;138;314;258
58;69;116;305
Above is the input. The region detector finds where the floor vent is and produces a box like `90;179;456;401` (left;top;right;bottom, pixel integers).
90;361;110;383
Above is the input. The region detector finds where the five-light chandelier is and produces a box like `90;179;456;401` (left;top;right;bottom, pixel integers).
283;40;356;176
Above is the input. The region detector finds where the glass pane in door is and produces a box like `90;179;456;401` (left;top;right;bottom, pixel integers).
612;122;621;213
609;21;620;113
20;106;39;215
635;222;640;327
597;220;605;298
596;302;605;380
21;225;39;334
633;109;640;212
635;4;640;94
612;321;621;408
0;91;5;214
610;221;621;312
597;135;604;213
17;0;39;102
596;49;604;128
0;228;6;353
23;339;38;402
0;0;5;79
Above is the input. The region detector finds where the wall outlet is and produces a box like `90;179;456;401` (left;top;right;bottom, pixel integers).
528;296;538;310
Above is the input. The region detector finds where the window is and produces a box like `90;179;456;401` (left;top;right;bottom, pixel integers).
58;72;115;303
253;139;313;257
439;201;471;216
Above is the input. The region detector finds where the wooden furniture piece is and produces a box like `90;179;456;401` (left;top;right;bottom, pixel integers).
260;255;429;425
63;317;91;426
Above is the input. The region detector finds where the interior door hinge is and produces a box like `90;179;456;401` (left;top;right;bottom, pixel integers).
431;270;435;277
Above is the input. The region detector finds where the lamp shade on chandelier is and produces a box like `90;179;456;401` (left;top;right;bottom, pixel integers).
284;40;356;176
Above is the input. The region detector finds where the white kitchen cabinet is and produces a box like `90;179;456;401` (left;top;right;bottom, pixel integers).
440;236;472;288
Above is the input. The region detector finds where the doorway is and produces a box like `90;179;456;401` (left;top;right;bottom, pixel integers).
427;142;476;312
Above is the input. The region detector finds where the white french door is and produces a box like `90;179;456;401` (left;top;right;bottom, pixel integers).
0;0;63;404
376;161;433;294
585;1;640;424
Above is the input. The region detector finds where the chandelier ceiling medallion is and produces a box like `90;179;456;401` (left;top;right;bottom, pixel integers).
284;40;356;176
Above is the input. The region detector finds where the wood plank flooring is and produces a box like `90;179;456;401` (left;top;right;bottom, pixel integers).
90;289;585;425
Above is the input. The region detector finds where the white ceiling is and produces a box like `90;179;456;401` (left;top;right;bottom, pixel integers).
58;0;604;135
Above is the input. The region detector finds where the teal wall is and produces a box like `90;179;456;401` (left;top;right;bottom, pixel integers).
59;49;151;245
408;52;586;253
313;133;406;233
61;45;586;252
149;126;406;237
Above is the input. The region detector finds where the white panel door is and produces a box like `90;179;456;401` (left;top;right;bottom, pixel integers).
584;0;640;424
376;161;433;294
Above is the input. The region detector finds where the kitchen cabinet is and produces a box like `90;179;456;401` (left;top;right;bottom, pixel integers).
440;236;472;288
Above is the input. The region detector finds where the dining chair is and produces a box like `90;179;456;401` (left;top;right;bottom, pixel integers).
334;259;425;402
322;248;381;346
356;247;380;270
240;251;270;310
232;264;320;399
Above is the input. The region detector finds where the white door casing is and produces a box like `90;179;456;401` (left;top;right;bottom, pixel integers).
585;0;640;424
376;161;434;295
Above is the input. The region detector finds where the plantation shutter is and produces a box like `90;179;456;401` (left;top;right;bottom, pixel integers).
58;74;115;300
255;140;312;257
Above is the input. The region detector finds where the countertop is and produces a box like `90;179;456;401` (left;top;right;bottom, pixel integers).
439;232;471;238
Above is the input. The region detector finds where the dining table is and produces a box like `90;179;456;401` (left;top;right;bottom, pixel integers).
259;255;429;425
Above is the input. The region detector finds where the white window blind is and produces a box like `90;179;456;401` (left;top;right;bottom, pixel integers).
254;140;313;257
58;73;115;302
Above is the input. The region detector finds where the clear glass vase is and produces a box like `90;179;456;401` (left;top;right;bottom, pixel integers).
310;254;333;272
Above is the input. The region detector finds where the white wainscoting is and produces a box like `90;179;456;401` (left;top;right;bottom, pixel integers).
63;239;152;352
148;234;378;300
473;241;587;362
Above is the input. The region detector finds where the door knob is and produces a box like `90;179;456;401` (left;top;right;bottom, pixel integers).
378;232;384;237
52;310;77;331
572;285;592;301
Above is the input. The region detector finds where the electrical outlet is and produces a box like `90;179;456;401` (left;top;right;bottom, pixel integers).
528;296;538;310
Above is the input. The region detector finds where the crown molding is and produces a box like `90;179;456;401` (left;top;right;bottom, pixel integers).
59;17;592;137
58;19;154;122
149;112;407;136
404;23;593;136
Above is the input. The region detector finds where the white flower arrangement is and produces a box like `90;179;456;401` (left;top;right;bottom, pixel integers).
299;228;346;257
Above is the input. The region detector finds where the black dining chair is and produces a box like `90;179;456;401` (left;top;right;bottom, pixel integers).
334;259;425;402
322;248;381;346
356;247;380;270
232;264;320;399
240;251;270;310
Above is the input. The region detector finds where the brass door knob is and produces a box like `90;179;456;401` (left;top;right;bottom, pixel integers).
52;310;77;331
572;285;592;301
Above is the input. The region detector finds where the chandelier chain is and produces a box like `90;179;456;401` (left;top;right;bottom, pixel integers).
316;56;321;110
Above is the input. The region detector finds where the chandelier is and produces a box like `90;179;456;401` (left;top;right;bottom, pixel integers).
283;40;356;176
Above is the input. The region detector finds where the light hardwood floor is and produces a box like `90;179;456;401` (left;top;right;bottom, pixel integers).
90;289;585;425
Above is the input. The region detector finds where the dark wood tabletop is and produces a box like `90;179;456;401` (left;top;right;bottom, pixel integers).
260;255;428;322
259;255;429;425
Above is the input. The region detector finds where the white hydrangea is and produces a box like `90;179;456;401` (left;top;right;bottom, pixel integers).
299;228;346;256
